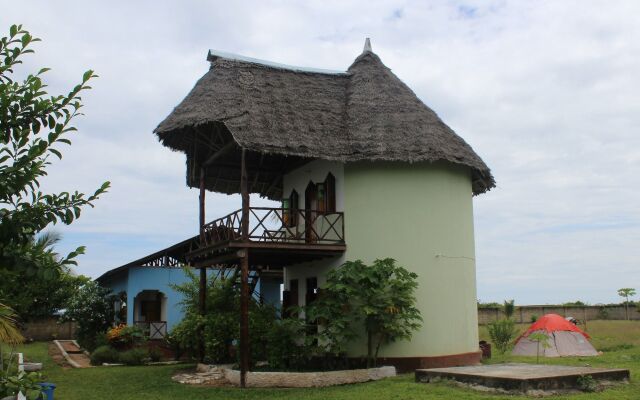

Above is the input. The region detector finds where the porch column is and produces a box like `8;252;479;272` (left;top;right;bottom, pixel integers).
198;167;207;362
240;147;250;388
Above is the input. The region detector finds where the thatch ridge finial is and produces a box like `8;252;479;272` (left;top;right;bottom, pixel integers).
363;38;372;53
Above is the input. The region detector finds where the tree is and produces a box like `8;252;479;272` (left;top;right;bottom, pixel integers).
63;281;115;350
527;332;551;363
169;268;277;364
0;24;109;281
617;288;636;320
487;318;516;354
503;299;515;319
307;259;422;368
0;232;90;320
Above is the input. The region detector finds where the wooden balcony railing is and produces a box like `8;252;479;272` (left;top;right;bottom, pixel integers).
201;207;345;248
134;321;168;339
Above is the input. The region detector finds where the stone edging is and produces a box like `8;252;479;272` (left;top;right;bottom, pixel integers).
224;365;396;388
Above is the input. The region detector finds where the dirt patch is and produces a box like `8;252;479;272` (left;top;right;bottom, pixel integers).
68;353;92;368
48;342;72;369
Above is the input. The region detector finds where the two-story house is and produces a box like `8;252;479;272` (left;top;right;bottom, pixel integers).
153;39;495;380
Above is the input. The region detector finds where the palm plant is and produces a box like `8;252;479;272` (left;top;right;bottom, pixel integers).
0;303;23;345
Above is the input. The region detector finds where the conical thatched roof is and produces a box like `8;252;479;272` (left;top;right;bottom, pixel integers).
155;42;495;197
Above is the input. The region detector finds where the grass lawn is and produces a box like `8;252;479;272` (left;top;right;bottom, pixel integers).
17;320;640;399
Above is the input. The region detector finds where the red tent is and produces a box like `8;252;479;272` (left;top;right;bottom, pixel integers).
512;314;598;357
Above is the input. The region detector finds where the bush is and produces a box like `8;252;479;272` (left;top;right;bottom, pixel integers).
107;324;146;348
63;281;115;351
169;268;278;364
597;307;609;320
148;347;163;362
503;300;515;319
488;318;516;354
90;345;119;366
577;375;598;392
530;314;538;323
118;348;149;366
265;318;311;370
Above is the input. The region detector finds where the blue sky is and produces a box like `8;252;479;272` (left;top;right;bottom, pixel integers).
3;1;639;304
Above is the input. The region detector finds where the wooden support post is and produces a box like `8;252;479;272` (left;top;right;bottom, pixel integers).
240;148;250;388
198;167;207;362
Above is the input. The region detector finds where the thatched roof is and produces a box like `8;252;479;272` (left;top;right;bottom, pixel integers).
155;40;495;198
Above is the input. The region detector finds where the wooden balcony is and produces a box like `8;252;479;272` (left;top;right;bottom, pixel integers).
187;207;346;268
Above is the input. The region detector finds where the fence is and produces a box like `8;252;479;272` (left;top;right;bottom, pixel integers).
21;318;77;340
478;305;639;325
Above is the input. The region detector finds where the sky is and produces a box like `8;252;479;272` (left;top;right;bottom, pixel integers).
3;1;639;305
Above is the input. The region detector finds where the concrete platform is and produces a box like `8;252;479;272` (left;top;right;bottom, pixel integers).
415;363;630;392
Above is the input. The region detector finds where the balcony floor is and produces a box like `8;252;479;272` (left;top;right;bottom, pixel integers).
187;239;346;269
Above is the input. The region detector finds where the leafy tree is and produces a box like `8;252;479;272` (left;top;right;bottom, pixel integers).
487;318;516;354
503;299;515;319
617;288;636;320
307;259;422;368
0;231;90;320
477;301;502;309
0;24;109;280
63;280;115;350
562;300;588;307
170;268;277;364
527;331;551;363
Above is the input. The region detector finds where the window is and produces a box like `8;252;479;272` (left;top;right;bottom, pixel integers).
324;173;336;212
282;190;299;227
316;183;326;212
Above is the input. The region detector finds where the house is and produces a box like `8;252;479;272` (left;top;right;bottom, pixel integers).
96;236;282;338
153;39;494;378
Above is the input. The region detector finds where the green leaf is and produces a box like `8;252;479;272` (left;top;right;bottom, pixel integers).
82;69;95;83
49;148;62;159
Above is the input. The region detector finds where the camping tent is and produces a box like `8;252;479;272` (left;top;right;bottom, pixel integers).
512;314;598;357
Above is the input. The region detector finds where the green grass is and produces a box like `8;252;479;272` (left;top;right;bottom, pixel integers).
17;320;640;399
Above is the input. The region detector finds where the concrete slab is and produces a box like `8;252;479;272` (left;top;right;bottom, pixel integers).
415;363;629;392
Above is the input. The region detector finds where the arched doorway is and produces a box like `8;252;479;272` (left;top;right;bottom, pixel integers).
133;290;167;339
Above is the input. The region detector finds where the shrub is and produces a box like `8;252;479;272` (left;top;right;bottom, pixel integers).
63;281;115;351
118;348;149;366
597;307;609;320
530;314;538;323
107;324;146;348
305;259;422;368
265;318;311;370
576;375;598;392
148;347;163;362
169;268;278;364
90;345;119;366
488;318;516;354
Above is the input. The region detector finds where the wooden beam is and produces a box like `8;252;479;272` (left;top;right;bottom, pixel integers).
198;167;207;363
240;147;250;388
191;250;244;267
203;142;236;167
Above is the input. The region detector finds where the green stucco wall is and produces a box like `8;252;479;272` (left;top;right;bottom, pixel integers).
343;161;479;358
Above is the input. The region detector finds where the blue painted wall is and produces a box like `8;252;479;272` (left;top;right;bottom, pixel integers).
126;267;192;331
99;267;283;332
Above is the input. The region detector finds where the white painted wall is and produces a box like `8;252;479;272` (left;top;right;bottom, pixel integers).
282;160;344;212
282;160;345;308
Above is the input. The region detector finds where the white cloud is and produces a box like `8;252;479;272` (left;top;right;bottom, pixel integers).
3;0;639;304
